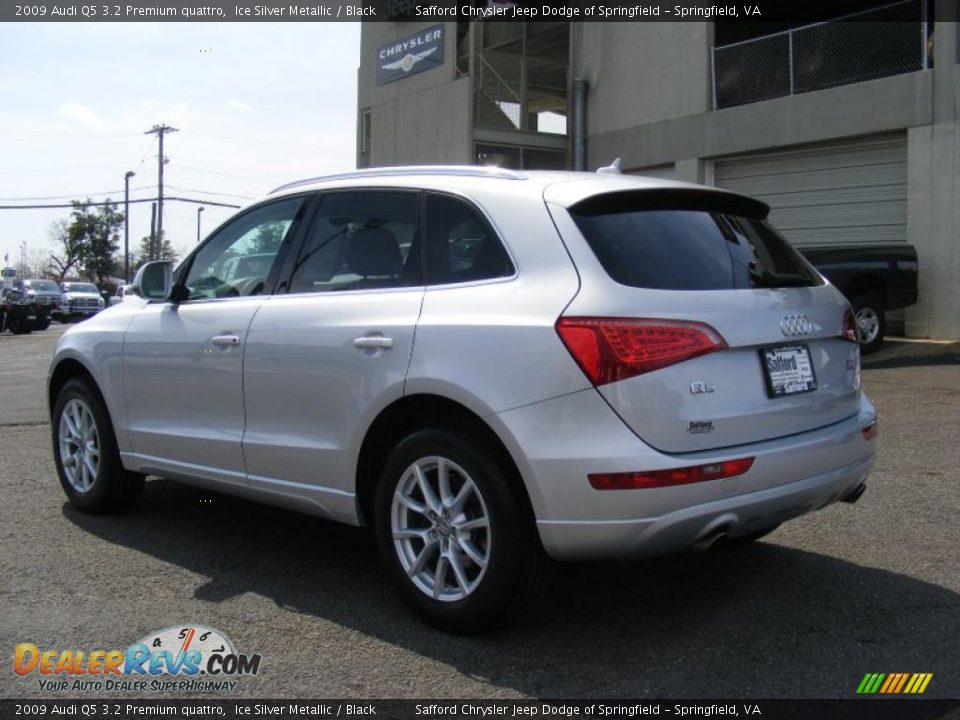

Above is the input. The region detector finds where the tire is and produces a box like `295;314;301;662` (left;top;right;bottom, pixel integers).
851;294;885;355
8;317;32;335
36;316;52;331
51;378;144;513
374;427;547;633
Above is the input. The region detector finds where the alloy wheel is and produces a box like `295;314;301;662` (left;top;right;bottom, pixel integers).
390;456;491;602
58;398;101;493
856;307;880;345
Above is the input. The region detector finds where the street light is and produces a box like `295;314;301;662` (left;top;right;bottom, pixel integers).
20;241;26;277
124;171;135;282
197;206;204;243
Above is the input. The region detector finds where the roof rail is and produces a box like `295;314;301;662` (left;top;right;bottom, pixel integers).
270;165;527;194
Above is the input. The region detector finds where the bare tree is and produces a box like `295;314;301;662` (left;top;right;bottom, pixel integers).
48;219;82;281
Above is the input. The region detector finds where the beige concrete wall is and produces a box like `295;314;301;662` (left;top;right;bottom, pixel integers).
577;23;710;137
369;77;473;166
906;120;960;340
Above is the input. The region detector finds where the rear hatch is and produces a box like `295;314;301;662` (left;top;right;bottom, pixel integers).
550;187;862;454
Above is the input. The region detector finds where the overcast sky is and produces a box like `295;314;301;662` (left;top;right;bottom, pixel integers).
0;22;360;276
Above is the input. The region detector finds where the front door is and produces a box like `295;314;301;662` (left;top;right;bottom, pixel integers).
122;195;310;487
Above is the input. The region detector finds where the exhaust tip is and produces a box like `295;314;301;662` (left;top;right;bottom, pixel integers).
690;526;730;553
841;483;867;504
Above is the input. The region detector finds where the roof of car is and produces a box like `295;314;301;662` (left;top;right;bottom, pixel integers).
265;166;759;211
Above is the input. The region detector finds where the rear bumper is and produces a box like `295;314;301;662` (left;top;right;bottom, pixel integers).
491;389;876;561
536;454;872;560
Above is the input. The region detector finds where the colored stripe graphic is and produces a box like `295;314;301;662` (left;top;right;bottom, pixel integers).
857;672;932;694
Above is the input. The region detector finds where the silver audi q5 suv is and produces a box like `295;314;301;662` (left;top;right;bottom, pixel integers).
49;167;877;631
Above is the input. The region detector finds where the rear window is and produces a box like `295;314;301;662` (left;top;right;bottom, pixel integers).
569;191;822;291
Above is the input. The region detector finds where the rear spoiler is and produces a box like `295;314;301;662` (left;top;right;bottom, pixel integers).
569;189;770;220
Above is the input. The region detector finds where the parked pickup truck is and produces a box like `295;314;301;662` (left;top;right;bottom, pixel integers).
799;244;919;353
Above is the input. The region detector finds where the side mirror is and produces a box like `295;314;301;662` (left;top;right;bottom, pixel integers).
133;261;173;301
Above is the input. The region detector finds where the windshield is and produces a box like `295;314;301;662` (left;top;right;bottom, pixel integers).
63;283;99;294
28;280;60;292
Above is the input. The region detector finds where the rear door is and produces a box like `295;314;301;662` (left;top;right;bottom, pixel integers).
550;189;862;454
241;190;424;522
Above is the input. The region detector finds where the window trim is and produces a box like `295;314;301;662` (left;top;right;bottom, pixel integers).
171;192;317;305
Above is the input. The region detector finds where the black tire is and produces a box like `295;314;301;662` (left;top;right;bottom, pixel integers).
374;427;548;633
35;316;52;331
851;294;885;355
8;317;32;335
51;378;144;513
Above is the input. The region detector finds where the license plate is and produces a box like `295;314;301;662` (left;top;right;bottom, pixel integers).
761;345;817;398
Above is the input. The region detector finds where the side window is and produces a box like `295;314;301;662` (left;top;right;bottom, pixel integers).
426;194;513;285
183;196;306;300
289;191;420;294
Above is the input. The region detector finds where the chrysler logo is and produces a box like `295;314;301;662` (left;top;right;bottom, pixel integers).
780;313;814;336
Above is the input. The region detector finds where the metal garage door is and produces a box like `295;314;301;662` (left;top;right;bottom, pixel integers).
713;134;907;247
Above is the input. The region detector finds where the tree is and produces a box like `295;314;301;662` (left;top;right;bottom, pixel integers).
48;218;83;280
134;231;179;271
51;200;124;285
71;200;124;286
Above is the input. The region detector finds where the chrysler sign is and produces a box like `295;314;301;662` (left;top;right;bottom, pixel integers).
377;25;445;85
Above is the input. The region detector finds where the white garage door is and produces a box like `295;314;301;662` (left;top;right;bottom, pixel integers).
714;134;907;247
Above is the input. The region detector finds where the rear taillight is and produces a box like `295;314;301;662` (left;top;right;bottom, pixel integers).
588;457;755;490
842;308;858;343
862;420;878;441
556;317;727;386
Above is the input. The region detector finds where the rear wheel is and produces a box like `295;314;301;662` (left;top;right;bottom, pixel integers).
852;294;885;355
52;378;144;513
374;428;546;633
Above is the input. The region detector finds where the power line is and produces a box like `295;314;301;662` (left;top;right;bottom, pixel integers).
0;196;241;210
0;186;158;202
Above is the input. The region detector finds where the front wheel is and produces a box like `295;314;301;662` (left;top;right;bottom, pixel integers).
852;294;885;355
35;316;52;331
7;316;32;334
374;428;547;633
52;378;144;513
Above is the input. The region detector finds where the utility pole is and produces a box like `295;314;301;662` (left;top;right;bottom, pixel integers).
150;203;157;261
144;124;178;253
124;171;135;282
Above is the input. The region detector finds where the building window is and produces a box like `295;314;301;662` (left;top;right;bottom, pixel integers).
475;143;565;171
474;22;569;136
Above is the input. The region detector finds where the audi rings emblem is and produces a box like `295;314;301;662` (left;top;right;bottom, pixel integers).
780;313;814;336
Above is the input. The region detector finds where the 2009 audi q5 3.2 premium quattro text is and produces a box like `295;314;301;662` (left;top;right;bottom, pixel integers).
48;167;877;631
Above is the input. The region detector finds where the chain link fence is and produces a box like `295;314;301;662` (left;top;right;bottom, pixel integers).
713;0;927;109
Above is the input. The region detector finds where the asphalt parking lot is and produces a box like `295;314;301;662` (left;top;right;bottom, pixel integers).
1;324;958;700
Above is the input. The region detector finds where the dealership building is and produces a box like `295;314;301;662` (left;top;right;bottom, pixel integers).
357;4;960;339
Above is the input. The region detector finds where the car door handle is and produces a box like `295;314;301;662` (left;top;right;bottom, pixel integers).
210;334;241;347
353;336;393;349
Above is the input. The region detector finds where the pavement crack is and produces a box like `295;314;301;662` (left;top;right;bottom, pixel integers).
0;421;49;428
